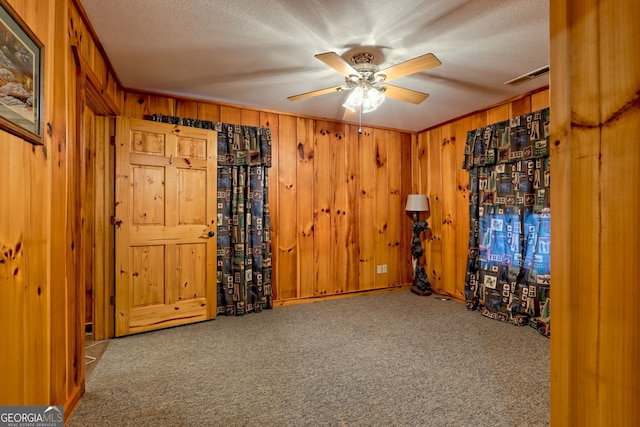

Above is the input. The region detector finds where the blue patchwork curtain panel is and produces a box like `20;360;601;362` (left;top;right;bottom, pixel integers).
462;108;550;336
215;123;272;316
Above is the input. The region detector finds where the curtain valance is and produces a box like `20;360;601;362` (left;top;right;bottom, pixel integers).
150;114;272;168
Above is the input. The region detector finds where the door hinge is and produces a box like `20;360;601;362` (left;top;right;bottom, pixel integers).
110;295;115;306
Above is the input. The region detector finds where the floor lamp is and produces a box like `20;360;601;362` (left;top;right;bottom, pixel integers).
406;194;432;296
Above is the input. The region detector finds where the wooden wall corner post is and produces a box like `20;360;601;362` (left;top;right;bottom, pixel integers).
550;0;640;425
549;0;572;424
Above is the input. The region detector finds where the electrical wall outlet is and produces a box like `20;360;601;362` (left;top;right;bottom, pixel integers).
376;265;382;274
382;264;387;273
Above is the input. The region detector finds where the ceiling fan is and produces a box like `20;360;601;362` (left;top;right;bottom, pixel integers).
287;51;442;112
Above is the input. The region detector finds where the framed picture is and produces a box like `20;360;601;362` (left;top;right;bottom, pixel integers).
0;0;43;145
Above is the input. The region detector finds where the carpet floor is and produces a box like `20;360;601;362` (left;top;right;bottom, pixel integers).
67;290;549;426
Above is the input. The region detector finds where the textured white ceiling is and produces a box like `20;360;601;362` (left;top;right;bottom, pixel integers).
78;0;549;132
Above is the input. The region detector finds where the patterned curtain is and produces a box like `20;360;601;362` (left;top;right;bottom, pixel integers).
462;108;550;337
150;114;273;316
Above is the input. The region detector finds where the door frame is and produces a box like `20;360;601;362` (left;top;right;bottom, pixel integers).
73;46;119;348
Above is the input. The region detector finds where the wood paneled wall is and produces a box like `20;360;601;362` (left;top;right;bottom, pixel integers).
0;0;67;407
414;89;549;301
0;0;121;417
0;0;58;407
119;92;416;301
550;0;640;425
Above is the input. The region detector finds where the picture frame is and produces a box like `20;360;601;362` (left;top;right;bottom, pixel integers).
0;0;43;145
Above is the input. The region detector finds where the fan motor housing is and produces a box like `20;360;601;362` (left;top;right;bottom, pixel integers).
352;52;379;74
346;52;384;86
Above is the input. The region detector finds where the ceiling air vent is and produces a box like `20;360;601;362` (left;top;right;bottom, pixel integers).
504;65;550;86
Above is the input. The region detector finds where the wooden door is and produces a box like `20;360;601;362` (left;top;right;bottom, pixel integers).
115;118;217;336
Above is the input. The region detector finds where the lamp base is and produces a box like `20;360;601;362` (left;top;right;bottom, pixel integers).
410;264;431;296
410;284;432;296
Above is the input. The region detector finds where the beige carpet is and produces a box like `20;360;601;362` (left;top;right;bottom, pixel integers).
69;290;549;426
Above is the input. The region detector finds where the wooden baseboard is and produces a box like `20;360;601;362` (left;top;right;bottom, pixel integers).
273;285;411;308
63;383;85;423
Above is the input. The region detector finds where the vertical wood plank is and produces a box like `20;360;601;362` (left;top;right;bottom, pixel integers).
123;92;148;118
487;104;510;124
400;133;414;285
510;96;531;117
386;130;402;286
531;89;550;111
83;109;96;328
549;1;571;422
276;115;298;299
241;109;260;127
148;95;175;117
454;117;471;300
425;128;443;291
105;71;120;110
412;132;421;193
296;118;315;297
345;125;362;291
313;121;332;295
440;123;457;297
92;52;107;90
358;127;376;290
556;2;600;425
24;145;49;404
220;106;242;125
204;130;218;319
373;128;389;288
94;114;106;338
572;128;601;426
469;111;488;131
0;135;26;403
77;7;93;65
198;103;221;122
598;2;640;422
176;100;198;119
260;112;279;299
415;131;429;284
330;122;348;294
600;112;640;426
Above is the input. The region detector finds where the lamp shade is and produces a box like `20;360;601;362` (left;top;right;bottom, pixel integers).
405;194;430;212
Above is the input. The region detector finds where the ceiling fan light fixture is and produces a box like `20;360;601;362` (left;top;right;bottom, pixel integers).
342;84;385;113
362;87;385;113
342;86;364;112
